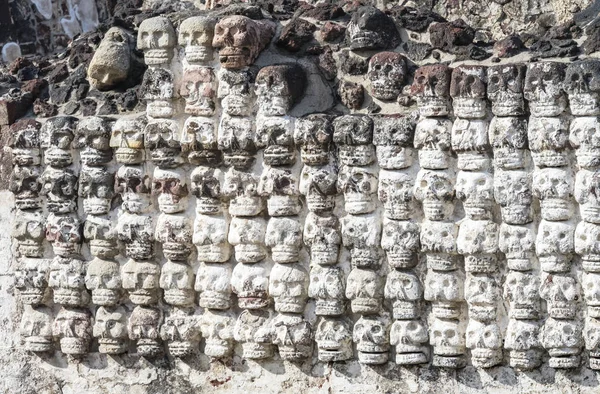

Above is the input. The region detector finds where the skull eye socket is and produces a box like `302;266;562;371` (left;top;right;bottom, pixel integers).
490;76;499;85
558;232;566;239
571;74;580;82
444;329;455;338
563;325;573;334
371;325;381;334
433;330;442;338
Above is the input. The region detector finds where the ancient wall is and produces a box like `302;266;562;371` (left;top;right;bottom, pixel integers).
4;0;600;393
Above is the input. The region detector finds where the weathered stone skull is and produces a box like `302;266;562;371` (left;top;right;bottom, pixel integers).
88;27;132;90
223;168;264;217
231;261;269;309
40;116;77;168
378;170;414;221
159;260;195;306
14;257;49;305
200;309;236;358
341;213;382;268
524;62;567;117
178;16;216;64
299;164;338;213
346;5;400;51
212;16;274;69
345;267;384;314
255;64;306;116
381;219;420;269
315;317;353;362
532;167;573;221
269;262;309;313
217;68;254;116
180;66;216;116
294;114;334;166
333;114;375;166
535;220;574;273
110;116;147;164
137;16;176;66
385;269;422;319
85;257;121;306
527;115;569;168
308;265;345;316
258;167;301;217
414;117;453;170
451;118;490;170
540;317;583;369
505;319;542;370
413;169;455;221
367;52;407;100
193;213;231;263
78;166;114;215
429;317;466;368
10;165;42;211
128;305;163;357
45;214;82;257
234;309;273;360
255;116;295;167
338;165;378;215
228;217;267;263
565;59;600;116
195;263;232;310
411;64;452;117
487;64;526;116
503;270;540;319
450;65;487;119
190;166;224;215
93;306;128;354
456;219;499;273
465;273;499;321
575;169;600;224
152;167;189;214
144;119;182;168
218;114;257;170
494;170;533;225
116;212;155;260
9;119;41;166
53;307;93;355
539;273;579;319
21;305;53;352
265;217;302;263
424;269;463;319
466;320;503;368
583;272;600;318
121;259;161;305
303;212;341;266
84;216;117;259
155;213;193;261
390;319;429;365
420;220;458;271
12;211;45;258
372;115;415;170
353;315;390;365
570;116;600;169
269;313;312;361
40;167;78;214
182;117;221;166
115;165;152;214
455;170;494;220
160;308;201;358
488;116;528;170
73;116;113;167
575;221;600;272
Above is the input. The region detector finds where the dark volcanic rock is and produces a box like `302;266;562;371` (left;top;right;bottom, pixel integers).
338;79;364;110
388;6;445;32
318;48;337;80
300;4;345;20
583;19;600;54
33;99;58;117
47;63;69;84
402;41;433;61
321;22;345;43
429;19;475;52
530;23;579;58
494;34;525;58
338;49;368;75
276;18;317;52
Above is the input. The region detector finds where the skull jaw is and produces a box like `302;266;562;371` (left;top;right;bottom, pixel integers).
51;243;80;258
46;199;77;214
187;150;223;167
463;202;493;221
234;245;267;264
432;354;466;368
431;302;461;319
547;303;577;319
83;198;111;216
382;202;412;221
199;292;231;310
125;242;154;261
350;249;381;269
350;298;382;314
241;342;274;360
426;253;458;271
575;149;600;170
184;46;212;64
163;289;195;307
471;348;503;368
509;350;543;370
531;150;568;168
392;301;419;320
267;196;302;217
582;256;600;272
195;244;231;263
128;289;160;305
162;243;192;261
509;304;540;320
16;243;44;258
12;149;41;167
237;295;269;310
453;98;487;119
422;200;453;221
53;289;88;307
344;195;377;215
357;351;389;365
60;337;90;355
306;195;336;213
44;149;73;167
115;147;145;164
310;247;340;266
338;145;376;167
79;149;113;167
229;197;265;217
540;199;572;221
143;49;173;66
218;47;254;69
491;98;526;117
528;97;567;117
194;197;223;215
317;345;352;362
493;148;527;171
136;338;163;357
19;288;48;305
205;339;233;358
386;251;418;269
395;351;428;365
24;336;54;353
271;245;300;264
588;306;600;318
456;152;491;172
548;354;581;369
98;338;128;355
91;289;121;306
167;341;198;358
580;204;600;224
505;253;536;271
300;147;330;166
277;344;312;361
568;92;600;116
539;254;572;273
464;254;498;274
14;197;42;211
150;149;183;169
376;146;414;170
500;205;533;225
416;97;451;117
315;300;345;316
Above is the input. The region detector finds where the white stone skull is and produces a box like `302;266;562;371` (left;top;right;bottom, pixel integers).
410;64;452;117
160;309;201;358
503;271;540;319
341;213;382;268
299;164;338;213
308;265;345;316
40;167;77;214
223;168;264;217
200;309;236;358
144;119;182;168
315;317;353;362
78;166;114;215
14;257;50;305
137;16;176;65
539;273;580;319
182;117;220;166
84;215;118;259
532;167;573;221
450;65;487;119
535;220;574;273
258;166;301;217
583;272;600;318
121;259;161;305
584;317;600;369
575;221;600;272
390;319;428;365
338;165;378;215
40;116;76;168
332;114;375;166
456;219;499;273
381;219;420;269
465;273;499;322
527;116;569;168
12;211;45;258
269;313;313;361
193;213;231;263
228;217;267;263
48;256;89;307
540;317;583;369
73;116;113;167
353;315;390;365
269;262;309;313
155;213;193;261
159;261;195;306
303;212;341;266
53;307;93;355
505;319;542;370
255;116;296;167
217;68;254;116
45;213;82;257
233;309;273;360
451;118;490;171
294;114;334;166
413;169;455;221
487;64;526;116
455;171;494;220
575;169;600;224
565;59;600;116
420;220;458;270
494;170;533;225
569;116;600;169
424;270;463;319
372;115;415;170
265;217;302;263
190;166;224;215
413;117;453;170
116;212;155;260
178;16;216;64
110;116;146;164
21;305;53;353
524;62;567;117
152;167;189;214
85;257;121;306
93;306;128;354
466;320;503;368
115;165;152;214
429;317;465;357
378;170;415;221
195;263;232;310
488;116;528;170
385;270;422;319
128;305;163;357
231;261;269;309
345;267;384;314
140;68;175;119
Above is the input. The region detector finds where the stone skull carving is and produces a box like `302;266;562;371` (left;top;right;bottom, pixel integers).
9;119;41;166
160;309;201;358
258;167;301;217
155;213;193;261
308;265;345;316
115;166;152;214
294;114;334;166
217;68;254;116
456;219;499;273
303;212;341;266
503;270;540;319
223;168;264;217
179;16;216;64
411;64;452;117
265;217;302;263
540;317;583;369
338;165;378;215
539;273;579;319
110;116;147;164
269;313;312;361
116;212;154;260
424;269;463;319
196;263;232;310
487;63;526;116
190;166;224;215
373;115;415;170
582;272;600;318
12;211;45;258
505;319;542;370
465;273;500;321
129;305;163;357
584;317;600;369
40;167;78;214
10;165;42;211
532;167;573;221
193;213;231;263
385;269;422;320
48;257;89;307
346;6;400;51
152;167;189;214
182;117;221;166
85;257;121;306
78;166;115;215
429;318;466;368
378;170;415;221
144;119;182;168
121;259;161;305
535;220;574;273
231;261;269;309
40;116;77;168
575;221;600;272
414;117;453;170
14;257;50;305
381;219;420;269
269;262;309;313
527;115;569;168
255;64;306;116
575;169;600;224
570;116;600;169
73;116;113;167
494;170;533;225
390;319;429;365
88;27;132;90
181;66;217;116
218;114;257;170
84;215;118;259
234;309;273;360
413;169;455;221
455;170;494;220
565;59;600;116
451;118;490;170
524;62;567;117
21;305;53;353
159;260;195;306
200;309;236;358
341;213;382;268
53;307;93;355
315;317;353;362
45;214;82;257
299;164;338;213
228;217;267;263
450;65;487;119
256;116;295;166
353;315;390;365
333;114;375;166
488;116;528;170
93;306;128;354
212;15;274;69
420;220;458;270
345;267;384;314
137;16;176;66
367;52;407;100
466;320;503;368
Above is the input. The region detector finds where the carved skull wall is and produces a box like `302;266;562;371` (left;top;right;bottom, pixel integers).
159;260;195;306
212;16;274;69
110;116;147;164
390;319;428;365
179;16;216;64
234;309;273;359
414;117;453;170
346;6;400;51
231;261;269;309
294;114;334;166
524;62;567;117
345;267;384;314
196;263;232;310
303;212;341;266
137;16;176;66
353;315;390;364
269;262;309;313
450;65;487;119
94;306;128;354
160;309;201;357
565;59;600;116
74;116;113;167
315;317;353;362
308;265;345;316
367;52;407;100
85;257;121;306
21;305;53;352
129;305;162;357
255;64;306;116
53;307;93;355
122;259;161;305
